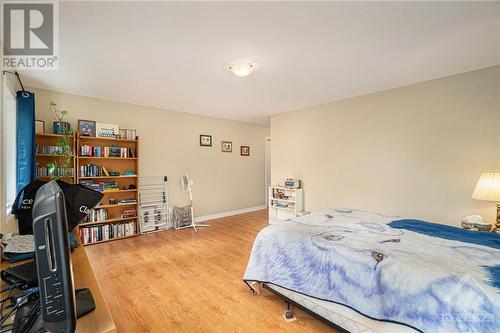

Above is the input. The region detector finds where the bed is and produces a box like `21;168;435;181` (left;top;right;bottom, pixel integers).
243;209;500;333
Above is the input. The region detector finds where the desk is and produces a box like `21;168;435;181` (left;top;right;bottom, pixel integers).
1;244;116;333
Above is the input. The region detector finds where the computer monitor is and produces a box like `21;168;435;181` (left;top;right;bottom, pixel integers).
32;180;77;333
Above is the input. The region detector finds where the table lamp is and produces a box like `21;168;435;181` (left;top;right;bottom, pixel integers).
472;171;500;230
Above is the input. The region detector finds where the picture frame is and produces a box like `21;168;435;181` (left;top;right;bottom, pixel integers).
96;123;119;138
221;141;232;152
35;120;45;134
200;134;212;147
240;145;250;156
78;119;96;137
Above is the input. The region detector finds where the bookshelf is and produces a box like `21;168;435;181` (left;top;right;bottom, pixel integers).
268;186;303;224
35;133;76;183
76;134;139;246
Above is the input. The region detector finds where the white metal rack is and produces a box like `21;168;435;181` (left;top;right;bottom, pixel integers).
138;176;171;233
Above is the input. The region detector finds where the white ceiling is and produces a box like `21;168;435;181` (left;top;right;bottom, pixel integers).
22;1;500;125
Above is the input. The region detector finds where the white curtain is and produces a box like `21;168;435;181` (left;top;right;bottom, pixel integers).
2;74;17;214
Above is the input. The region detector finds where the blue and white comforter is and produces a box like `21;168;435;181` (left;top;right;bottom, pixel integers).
243;209;500;333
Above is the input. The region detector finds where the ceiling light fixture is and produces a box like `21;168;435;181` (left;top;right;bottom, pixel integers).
228;62;256;77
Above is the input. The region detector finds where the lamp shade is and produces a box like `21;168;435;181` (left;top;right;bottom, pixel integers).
472;172;500;202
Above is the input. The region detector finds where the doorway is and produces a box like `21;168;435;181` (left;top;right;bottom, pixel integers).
265;136;271;206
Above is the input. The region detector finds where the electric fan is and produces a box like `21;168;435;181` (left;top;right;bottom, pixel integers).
174;173;210;231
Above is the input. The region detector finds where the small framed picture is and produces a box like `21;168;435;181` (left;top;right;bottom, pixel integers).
200;134;212;147
96;123;119;138
221;141;232;152
240;145;250;156
78;119;96;137
35;120;45;134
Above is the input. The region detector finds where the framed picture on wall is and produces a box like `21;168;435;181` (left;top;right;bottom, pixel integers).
35;120;45;134
221;141;232;152
240;145;250;156
200;134;212;147
78;119;96;137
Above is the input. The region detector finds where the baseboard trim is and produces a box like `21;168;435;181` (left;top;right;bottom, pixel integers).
194;205;267;223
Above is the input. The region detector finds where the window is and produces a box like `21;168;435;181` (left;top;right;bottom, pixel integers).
3;76;17;214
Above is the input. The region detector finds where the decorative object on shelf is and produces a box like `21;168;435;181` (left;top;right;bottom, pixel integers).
50;100;71;134
35;120;45;134
109;198;117;205
240;145;250;156
124;170;136;175
199;134;212;147
472;171;500;231
47;101;73;180
52;121;71;135
284;178;301;189
121;209;137;218
118;128;137;140
78;119;96;137
221;141;232;152
461;215;493;232
96;123;119;138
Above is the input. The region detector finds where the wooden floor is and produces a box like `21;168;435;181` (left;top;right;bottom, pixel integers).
85;210;340;333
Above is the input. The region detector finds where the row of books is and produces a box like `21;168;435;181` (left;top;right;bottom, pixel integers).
36;165;74;177
121;209;137;218
117;198;137;205
79;221;136;245
119;129;137;140
80;180;119;192
36;144;72;155
80;164;107;177
80;145;135;158
83;208;108;223
272;202;295;209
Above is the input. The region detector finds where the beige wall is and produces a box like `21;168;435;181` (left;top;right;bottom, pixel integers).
32;88;269;217
271;66;500;225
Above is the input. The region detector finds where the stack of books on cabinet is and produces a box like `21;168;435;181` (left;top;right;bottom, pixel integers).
76;133;139;245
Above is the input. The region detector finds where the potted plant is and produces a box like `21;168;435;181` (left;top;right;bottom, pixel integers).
47;101;73;180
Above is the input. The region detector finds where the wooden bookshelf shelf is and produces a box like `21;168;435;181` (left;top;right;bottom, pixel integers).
97;203;137;209
36;154;75;157
78;156;138;160
35;133;66;138
36;175;75;180
79;216;138;226
78;136;138;143
82;234;138;246
78;175;137;179
76;131;139;246
101;189;137;194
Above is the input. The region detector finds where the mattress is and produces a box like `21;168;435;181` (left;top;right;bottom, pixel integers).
244;208;500;332
265;283;418;333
